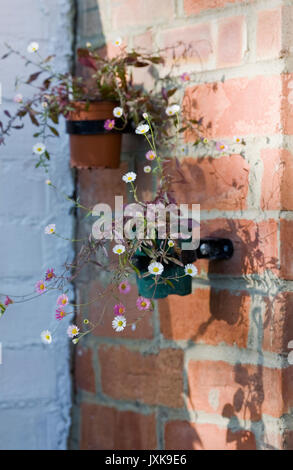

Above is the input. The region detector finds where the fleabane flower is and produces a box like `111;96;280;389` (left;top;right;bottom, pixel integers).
234;136;242;144
165;104;180;116
114;303;126;316
27;42;39;53
135;124;149;135
113;244;125;255
118;280;131;294
216;141;228;152
184;264;198;277
41;330;52;344
180;72;190;82
44;224;56;235
33;142;46;155
86;42;92;48
122;172;136;183
57;294;69;306
67;324;79;338
145;150;156;161
142;112;148;119
104;119;115;130
148;261;164;276
4;296;13;306
203;137;209;144
168;240;175;248
45;268;56;281
113;37;122;47
45;179;52;185
136;296;151;311
144;165;152;174
35;280;46;294
112;315;126;332
14;93;23;103
56;308;67;320
113;107;123;118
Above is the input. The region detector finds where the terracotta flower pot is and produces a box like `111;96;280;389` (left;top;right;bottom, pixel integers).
66;101;123;169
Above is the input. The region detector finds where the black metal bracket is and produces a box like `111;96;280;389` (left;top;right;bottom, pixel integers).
196;238;233;260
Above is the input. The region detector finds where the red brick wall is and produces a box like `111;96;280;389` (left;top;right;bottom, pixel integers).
70;0;293;450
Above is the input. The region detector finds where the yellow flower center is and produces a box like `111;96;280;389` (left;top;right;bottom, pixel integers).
187;268;193;274
37;147;42;152
47;273;53;278
72;328;78;335
40;284;45;290
153;267;159;273
141;302;146;307
50;228;54;232
62;299;66;304
117;248;122;253
128;176;132;181
118;320;123;327
220;145;225;150
119;307;124;314
46;335;50;340
60;311;65;317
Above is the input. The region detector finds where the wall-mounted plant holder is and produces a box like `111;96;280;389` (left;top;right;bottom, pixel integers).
133;238;234;299
66;101;133;169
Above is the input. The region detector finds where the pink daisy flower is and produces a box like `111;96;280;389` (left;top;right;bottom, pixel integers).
4;296;13;306
104;119;115;131
180;72;190;82
45;268;56;281
57;294;69;306
114;303;126;316
55;308;67;320
145;150;156;161
118;280;131;294
136;296;151;311
216;141;229;152
35;280;46;294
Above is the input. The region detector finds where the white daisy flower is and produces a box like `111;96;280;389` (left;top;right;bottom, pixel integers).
86;42;92;48
144;165;152;173
45;179;51;185
168;240;175;247
41;330;52;344
14;93;23;103
113;244;125;255
165;104;180;116
113;106;123;118
27;42;39;53
33;142;46;155
184;264;198;277
44;224;56;235
135;124;150;135
122;171;137;183
234;136;242;144
67;324;79;338
112;315;126;332
148;261;164;276
114;37;122;47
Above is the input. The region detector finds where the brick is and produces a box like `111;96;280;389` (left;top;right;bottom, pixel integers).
111;0;174;29
81;403;157;449
196;218;278;275
184;75;282;138
183;0;250;16
261;149;293;210
132;32;155;90
281;74;293;135
168;155;249;210
77;163;128;210
217;16;245;67
89;280;154;339
188;360;285;420
159;288;250;347
257;9;282;60
99;345;184;408
263;293;293;354
165;421;256;450
280;219;293;280
162;24;213;66
75;346;96;393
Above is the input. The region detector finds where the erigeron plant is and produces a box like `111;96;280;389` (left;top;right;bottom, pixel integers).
0;39;246;345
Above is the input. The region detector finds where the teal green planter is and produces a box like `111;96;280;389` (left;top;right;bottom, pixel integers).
135;264;192;299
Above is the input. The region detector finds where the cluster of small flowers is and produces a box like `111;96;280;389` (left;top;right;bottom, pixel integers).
40;292;79;344
111;280;152;333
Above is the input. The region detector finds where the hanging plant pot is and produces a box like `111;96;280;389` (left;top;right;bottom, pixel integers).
66;101;125;169
132;240;197;299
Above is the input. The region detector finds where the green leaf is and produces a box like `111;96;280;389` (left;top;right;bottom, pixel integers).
49;126;59;137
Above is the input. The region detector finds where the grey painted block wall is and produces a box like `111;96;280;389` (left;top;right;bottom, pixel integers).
0;0;75;450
